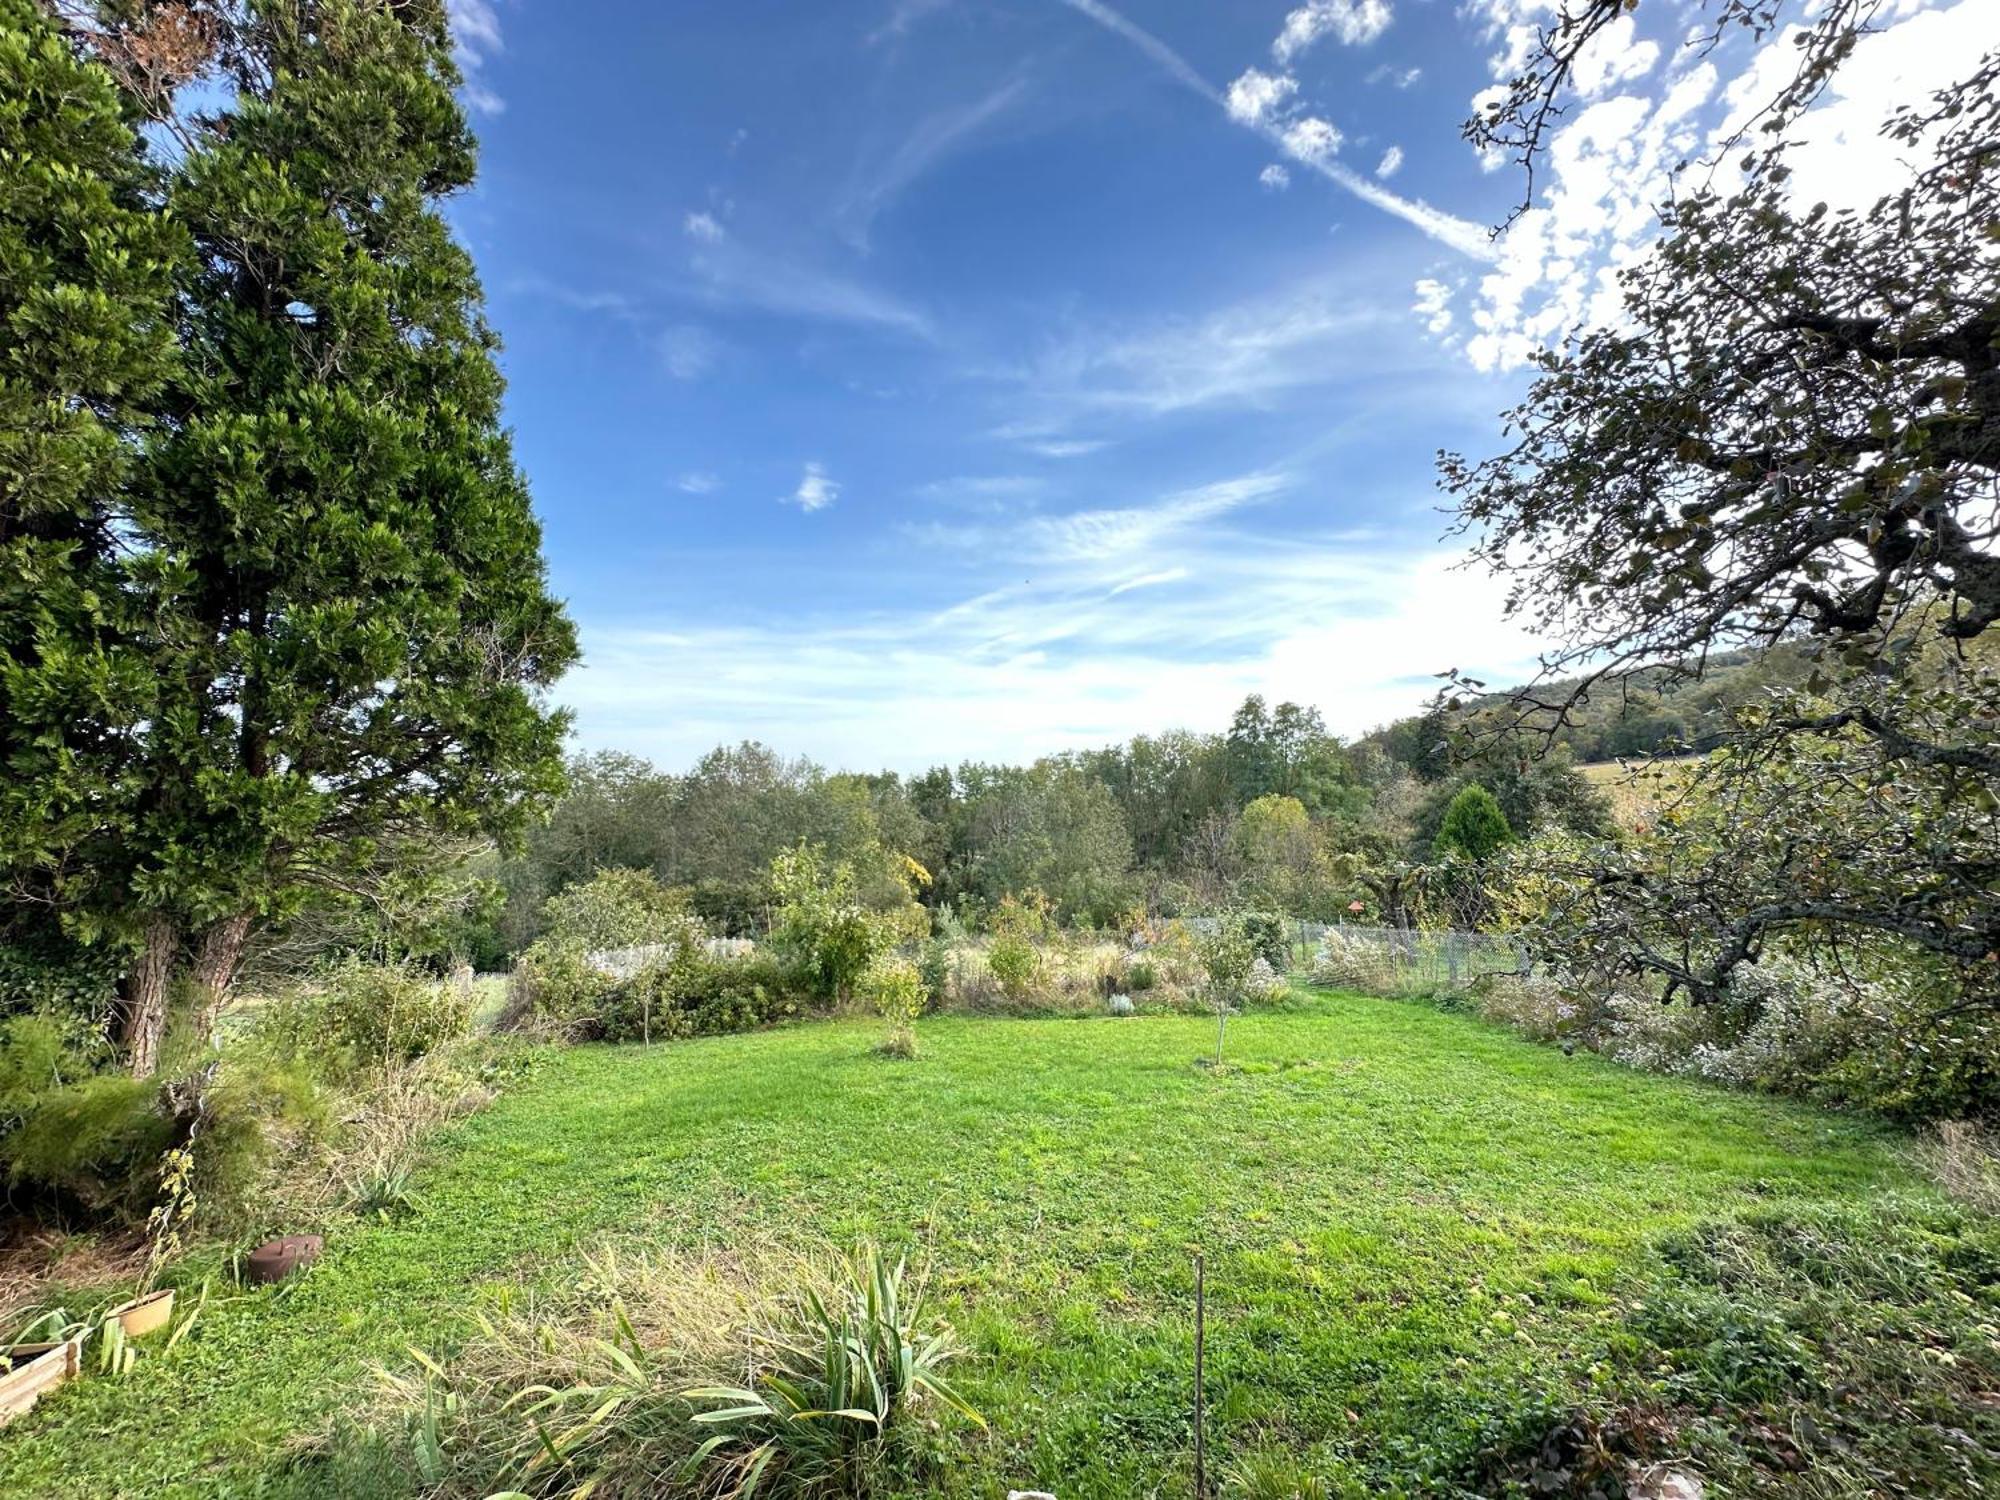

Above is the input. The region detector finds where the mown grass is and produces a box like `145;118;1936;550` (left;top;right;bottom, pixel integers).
0;991;1934;1497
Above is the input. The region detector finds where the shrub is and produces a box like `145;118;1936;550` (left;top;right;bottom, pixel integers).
1239;911;1290;973
860;955;925;1057
1126;957;1157;993
318;960;473;1070
0;1072;172;1217
611;948;810;1045
770;845;899;1005
358;1244;977;1500
537;868;690;952
513;941;618;1037
916;937;951;1011
684;1246;982;1495
985;932;1039;1002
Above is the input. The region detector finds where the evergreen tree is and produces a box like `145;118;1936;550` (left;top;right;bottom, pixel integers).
1432;784;1512;863
102;0;579;1070
0;0;186;1022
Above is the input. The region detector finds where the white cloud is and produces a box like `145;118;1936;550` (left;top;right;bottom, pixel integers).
1280;116;1344;163
785;462;839;513
1007;272;1404;417
1025;438;1112;458
1226;68;1298;125
1412;277;1453;335
1450;0;2000;373
447;0;506;115
677;472;721;495
1059;0;1495;261
563;541;1547;773
1367;63;1422;88
1571;15;1660;98
1273;0;1394;65
659;324;718;381
1375;145;1404;178
683;210;726;243
684;235;933;338
1259;163;1293;191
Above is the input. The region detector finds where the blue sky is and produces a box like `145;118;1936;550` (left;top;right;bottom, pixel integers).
440;0;1994;772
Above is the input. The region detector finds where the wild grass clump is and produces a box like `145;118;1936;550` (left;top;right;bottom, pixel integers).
354;1243;978;1499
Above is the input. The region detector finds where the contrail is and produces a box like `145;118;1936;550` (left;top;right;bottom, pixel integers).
1055;0;1500;263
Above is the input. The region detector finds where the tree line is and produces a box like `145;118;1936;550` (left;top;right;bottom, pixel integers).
450;694;1614;967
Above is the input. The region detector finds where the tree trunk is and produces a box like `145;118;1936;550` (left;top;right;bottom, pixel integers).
189;911;254;1046
121;914;178;1077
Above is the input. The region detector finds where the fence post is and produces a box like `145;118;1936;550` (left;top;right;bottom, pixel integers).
1192;1250;1207;1500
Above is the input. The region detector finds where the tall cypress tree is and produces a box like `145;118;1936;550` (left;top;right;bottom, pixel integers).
0;0;186;1030
103;0;579;1070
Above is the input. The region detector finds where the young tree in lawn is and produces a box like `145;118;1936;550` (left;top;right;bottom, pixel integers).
0;0;187;1034
1197;914;1256;1066
107;0;577;1070
1444;1;2000;1007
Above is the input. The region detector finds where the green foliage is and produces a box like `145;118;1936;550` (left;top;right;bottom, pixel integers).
0;0;185;955
316;960;473;1071
1431;784;1513;862
1238;911;1289;973
1197;915;1258;1064
985;933;1039;1002
860;955;926;1057
536;868;690;953
608;948;808;1046
684;1246;981;1496
0;1071;170;1216
771;844;899;1005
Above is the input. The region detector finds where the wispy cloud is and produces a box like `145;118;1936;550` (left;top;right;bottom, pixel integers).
784;461;840;513
678;472;722;495
564;535;1546;772
683;235;934;338
1375;145;1404;178
659;324;719;381
999;272;1403;419
1259;163;1292;191
838;76;1030;250
683;210;726;243
1056;0;1495;262
447;0;506;115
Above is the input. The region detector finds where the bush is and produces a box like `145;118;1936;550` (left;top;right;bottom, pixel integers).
860;955;925;1056
986;932;1039;1002
355;1244;977;1499
770;845;901;1005
0;1071;173;1217
537;868;690;952
609;947;809;1045
317;960;473;1070
1239;911;1289;973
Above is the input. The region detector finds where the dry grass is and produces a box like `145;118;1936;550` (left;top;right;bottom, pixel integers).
356;1244;833;1497
1919;1121;2000;1214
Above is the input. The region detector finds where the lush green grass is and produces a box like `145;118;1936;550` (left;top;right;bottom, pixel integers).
0;992;1932;1497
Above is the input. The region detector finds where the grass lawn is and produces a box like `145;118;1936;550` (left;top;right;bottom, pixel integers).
0;991;1930;1497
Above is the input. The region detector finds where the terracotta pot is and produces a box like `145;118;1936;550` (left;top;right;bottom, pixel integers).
246;1233;323;1285
110;1288;174;1339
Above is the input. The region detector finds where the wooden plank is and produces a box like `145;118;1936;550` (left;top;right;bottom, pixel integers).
0;1336;84;1426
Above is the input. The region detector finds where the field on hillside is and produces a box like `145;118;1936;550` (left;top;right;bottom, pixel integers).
0;994;1956;1498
